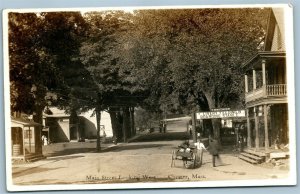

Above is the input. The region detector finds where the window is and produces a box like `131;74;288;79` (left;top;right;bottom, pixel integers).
24;130;32;139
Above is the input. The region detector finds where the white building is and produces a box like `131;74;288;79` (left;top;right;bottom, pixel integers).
43;107;113;143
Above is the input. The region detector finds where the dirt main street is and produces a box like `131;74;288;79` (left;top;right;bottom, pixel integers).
12;138;289;185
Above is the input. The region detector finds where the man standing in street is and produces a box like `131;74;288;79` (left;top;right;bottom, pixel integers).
208;136;222;167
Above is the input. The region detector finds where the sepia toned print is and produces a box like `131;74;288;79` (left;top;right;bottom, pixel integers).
3;4;296;191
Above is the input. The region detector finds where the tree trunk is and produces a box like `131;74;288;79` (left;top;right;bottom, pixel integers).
130;107;135;136
205;92;221;142
95;108;101;152
33;105;44;155
194;92;213;138
70;109;79;141
32;85;47;155
211;118;222;141
191;112;197;143
127;111;132;138
109;107;119;143
116;111;123;140
203;119;213;137
122;107;130;142
78;118;84;141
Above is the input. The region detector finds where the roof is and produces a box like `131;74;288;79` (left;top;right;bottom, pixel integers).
43;107;70;118
264;8;285;52
11;117;42;127
242;51;286;71
242;8;286;72
162;116;191;122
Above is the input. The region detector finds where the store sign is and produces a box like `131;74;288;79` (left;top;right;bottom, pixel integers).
196;110;245;119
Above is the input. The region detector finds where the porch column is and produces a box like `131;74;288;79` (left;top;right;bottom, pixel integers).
252;69;256;90
264;104;269;150
244;74;248;93
254;107;259;149
246;108;251;148
28;127;31;153
22;127;25;157
262;59;266;85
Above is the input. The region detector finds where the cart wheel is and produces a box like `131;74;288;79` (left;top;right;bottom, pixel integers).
171;150;175;167
196;151;201;166
192;153;197;168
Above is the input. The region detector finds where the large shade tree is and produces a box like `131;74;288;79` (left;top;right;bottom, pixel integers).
9;12;92;137
80;11;146;144
117;8;268;141
9;8;269;147
165;9;268;140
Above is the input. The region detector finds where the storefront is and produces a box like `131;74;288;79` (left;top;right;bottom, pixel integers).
242;9;288;150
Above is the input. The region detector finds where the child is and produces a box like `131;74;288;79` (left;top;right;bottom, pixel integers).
194;139;207;166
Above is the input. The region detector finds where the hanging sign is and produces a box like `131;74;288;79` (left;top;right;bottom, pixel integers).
196;110;245;119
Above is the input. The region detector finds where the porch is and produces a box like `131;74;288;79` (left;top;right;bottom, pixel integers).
245;84;287;103
243;51;286;103
11;117;45;162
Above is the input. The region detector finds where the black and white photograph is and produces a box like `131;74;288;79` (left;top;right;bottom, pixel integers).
3;4;296;191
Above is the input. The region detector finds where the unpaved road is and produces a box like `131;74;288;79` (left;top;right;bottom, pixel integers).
12;140;289;185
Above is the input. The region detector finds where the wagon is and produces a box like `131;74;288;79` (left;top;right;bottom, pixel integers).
171;146;198;168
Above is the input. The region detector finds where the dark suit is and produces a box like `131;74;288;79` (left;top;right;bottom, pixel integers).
208;139;220;167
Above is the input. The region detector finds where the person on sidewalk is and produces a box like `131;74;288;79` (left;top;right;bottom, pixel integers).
159;122;163;133
208;136;222;167
194;138;207;166
238;133;244;152
163;122;167;133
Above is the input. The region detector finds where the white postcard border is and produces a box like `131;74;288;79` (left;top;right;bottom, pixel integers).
3;4;296;191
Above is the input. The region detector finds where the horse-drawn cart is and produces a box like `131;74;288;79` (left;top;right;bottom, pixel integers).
171;146;198;168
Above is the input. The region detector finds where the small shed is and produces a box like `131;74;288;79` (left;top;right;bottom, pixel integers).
11;117;44;161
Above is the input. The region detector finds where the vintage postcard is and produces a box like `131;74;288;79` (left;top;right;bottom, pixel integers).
3;4;296;191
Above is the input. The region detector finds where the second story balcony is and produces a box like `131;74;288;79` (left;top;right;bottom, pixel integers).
245;84;287;103
243;51;287;104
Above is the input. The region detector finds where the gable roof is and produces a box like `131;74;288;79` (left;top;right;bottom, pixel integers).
11;117;41;127
264;8;285;51
43;107;70;118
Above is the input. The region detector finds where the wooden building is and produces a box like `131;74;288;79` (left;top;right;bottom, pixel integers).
11;117;44;161
242;8;288;150
44;107;113;143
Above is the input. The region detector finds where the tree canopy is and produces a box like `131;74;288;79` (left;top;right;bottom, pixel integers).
8;8;269;142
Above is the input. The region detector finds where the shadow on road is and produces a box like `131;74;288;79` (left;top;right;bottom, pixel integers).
44;148;96;157
13;167;65;178
101;143;171;152
46;155;85;160
15;179;59;185
129;132;190;142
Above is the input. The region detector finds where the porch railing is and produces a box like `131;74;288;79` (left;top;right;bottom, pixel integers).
245;84;287;103
245;88;264;102
266;84;287;96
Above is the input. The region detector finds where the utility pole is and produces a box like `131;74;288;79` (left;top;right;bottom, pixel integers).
191;112;197;143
